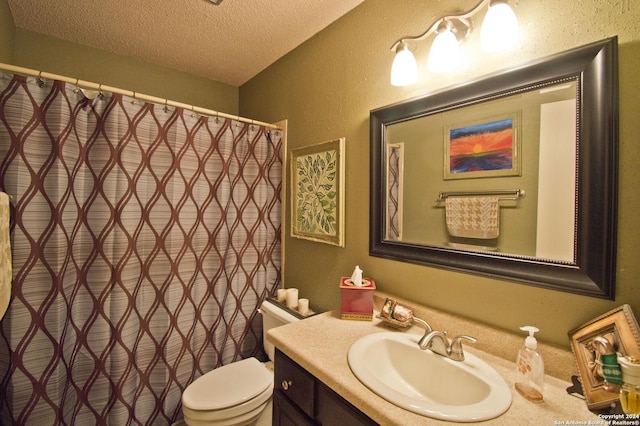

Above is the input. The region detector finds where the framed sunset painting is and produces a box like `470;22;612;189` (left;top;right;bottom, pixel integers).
444;113;521;180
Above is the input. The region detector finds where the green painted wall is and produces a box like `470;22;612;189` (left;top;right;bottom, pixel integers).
12;29;238;114
240;0;640;348
0;0;14;63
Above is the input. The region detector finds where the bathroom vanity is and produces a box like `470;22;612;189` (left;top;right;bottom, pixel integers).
268;292;601;425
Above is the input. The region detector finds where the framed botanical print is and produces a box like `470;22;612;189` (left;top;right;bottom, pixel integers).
291;138;345;247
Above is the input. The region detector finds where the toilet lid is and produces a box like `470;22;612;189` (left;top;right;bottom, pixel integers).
182;357;273;411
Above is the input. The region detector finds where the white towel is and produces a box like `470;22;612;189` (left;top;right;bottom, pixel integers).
0;192;11;320
445;196;500;239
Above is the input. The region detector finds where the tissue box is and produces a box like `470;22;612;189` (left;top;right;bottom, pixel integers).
340;277;376;321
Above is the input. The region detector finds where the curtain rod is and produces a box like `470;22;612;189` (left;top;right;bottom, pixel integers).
0;62;281;130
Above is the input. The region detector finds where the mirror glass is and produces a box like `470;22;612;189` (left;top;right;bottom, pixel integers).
370;38;618;299
385;80;577;262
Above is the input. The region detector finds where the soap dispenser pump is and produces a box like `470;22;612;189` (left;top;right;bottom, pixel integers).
515;326;544;402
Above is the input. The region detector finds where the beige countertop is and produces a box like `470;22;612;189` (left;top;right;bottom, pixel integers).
267;306;602;425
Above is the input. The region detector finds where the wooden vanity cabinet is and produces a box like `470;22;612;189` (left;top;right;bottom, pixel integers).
273;349;377;426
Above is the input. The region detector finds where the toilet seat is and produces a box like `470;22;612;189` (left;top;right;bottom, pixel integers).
182;357;273;412
182;385;272;424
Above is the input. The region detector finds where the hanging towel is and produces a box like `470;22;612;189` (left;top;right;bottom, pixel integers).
445;196;500;239
0;192;11;320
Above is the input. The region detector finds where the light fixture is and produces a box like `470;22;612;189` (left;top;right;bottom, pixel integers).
427;20;463;73
391;41;418;86
389;0;519;86
481;1;519;52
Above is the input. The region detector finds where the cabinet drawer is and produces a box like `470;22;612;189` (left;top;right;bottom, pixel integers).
274;349;315;418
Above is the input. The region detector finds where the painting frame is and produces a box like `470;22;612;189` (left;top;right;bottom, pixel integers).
291;138;345;247
568;305;640;410
444;112;522;180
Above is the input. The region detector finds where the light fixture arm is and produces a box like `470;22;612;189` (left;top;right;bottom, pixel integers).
389;0;490;51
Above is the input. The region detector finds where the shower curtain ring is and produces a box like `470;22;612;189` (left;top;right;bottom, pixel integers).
36;71;45;88
98;84;105;100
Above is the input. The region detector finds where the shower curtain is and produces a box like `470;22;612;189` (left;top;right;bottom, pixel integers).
0;73;282;425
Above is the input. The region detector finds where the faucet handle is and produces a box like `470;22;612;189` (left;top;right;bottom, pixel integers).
451;335;477;349
450;335;477;360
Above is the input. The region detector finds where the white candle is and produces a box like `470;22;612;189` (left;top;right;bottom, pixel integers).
276;288;286;303
286;288;298;309
298;298;309;315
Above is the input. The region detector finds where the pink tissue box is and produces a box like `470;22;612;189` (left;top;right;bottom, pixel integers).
340;277;376;321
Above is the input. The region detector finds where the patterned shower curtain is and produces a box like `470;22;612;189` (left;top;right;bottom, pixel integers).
0;73;282;425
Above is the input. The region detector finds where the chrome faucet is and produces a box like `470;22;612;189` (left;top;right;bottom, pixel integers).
412;316;433;333
418;330;477;361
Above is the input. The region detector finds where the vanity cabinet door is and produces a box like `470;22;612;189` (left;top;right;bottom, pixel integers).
274;349;315;417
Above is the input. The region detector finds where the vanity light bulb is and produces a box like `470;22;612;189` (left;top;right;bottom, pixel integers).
480;1;519;52
427;29;460;73
391;45;418;86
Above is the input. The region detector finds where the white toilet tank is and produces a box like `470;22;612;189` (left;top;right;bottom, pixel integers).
260;299;300;362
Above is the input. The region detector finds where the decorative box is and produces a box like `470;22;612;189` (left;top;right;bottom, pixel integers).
340;277;376;321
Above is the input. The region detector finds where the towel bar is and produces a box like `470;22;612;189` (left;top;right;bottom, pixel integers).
435;189;525;202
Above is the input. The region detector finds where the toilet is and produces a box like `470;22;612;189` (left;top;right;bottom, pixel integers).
180;299;300;426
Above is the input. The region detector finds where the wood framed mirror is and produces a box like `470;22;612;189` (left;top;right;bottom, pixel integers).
370;37;618;299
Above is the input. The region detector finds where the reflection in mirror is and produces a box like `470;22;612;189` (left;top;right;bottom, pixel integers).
384;80;577;263
370;37;618;299
386;143;404;241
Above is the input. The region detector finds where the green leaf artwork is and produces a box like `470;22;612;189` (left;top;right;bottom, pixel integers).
291;137;344;247
295;150;338;235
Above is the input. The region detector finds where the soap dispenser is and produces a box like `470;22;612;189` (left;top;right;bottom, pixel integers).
515;326;544;402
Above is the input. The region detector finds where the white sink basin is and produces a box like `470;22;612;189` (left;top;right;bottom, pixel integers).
348;332;512;422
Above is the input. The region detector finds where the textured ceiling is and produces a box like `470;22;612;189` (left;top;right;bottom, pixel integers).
7;0;364;86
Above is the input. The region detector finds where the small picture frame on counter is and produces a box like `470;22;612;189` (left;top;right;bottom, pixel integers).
568;304;640;410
